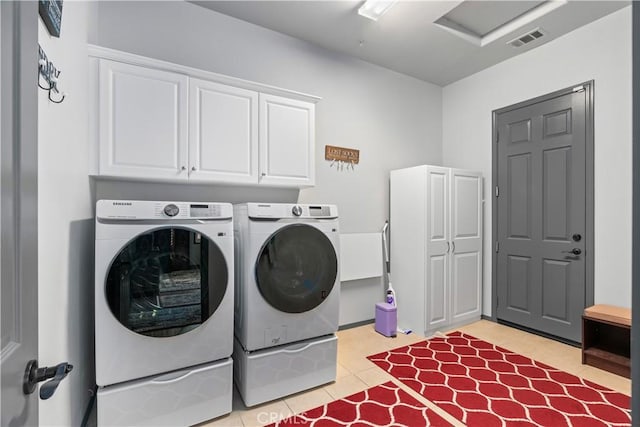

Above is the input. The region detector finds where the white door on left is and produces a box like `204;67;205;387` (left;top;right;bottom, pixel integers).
1;2;39;424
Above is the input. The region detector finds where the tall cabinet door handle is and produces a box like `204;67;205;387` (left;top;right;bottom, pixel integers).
446;242;450;253
451;242;455;253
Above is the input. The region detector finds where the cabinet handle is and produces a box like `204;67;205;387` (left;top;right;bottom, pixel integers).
181;166;186;171
446;242;450;253
451;241;455;253
191;166;197;172
261;173;266;177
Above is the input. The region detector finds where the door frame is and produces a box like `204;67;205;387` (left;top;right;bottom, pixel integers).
490;81;595;326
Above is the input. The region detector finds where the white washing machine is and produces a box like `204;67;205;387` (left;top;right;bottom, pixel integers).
95;200;234;426
233;203;340;406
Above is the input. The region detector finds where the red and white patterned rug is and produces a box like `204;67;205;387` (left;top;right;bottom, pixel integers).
367;332;631;427
271;381;452;426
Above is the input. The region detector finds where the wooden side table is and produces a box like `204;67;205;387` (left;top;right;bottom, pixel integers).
582;304;631;378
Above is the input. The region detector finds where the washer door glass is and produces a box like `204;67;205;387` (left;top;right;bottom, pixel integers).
105;227;228;338
255;224;337;313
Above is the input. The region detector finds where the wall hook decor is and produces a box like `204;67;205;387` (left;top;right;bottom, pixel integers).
325;145;359;172
38;45;65;104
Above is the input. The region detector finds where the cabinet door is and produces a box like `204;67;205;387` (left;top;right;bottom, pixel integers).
259;94;315;187
425;167;450;333
99;60;188;179
189;79;258;183
449;169;483;324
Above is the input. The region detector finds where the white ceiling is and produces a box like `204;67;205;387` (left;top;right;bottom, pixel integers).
192;0;629;86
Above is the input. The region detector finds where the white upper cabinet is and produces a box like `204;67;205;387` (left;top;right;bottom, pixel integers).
189;79;258;184
99;60;189;180
259;94;315;187
91;47;319;187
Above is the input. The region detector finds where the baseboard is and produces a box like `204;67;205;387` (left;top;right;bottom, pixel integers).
338;319;374;331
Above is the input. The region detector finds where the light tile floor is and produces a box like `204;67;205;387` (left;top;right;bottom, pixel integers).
198;320;631;426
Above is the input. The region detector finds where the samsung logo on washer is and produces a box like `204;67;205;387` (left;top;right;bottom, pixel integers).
112;202;132;206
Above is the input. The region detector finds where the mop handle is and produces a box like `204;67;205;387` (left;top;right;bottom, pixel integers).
381;221;390;274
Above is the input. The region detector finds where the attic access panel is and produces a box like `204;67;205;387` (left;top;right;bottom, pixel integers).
439;1;544;38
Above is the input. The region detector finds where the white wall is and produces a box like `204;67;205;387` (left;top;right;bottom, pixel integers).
38;2;95;425
442;7;632;315
92;1;443;325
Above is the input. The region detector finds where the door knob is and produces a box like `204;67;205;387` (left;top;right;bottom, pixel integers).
572;234;582;242
562;248;582;255
23;360;73;400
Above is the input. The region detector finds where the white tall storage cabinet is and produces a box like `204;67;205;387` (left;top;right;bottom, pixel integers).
390;165;483;336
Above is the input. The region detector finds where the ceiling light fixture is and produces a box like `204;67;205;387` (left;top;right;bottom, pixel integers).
358;0;397;21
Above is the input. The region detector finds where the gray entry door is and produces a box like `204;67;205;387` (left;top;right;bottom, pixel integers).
495;84;591;343
1;1;39;425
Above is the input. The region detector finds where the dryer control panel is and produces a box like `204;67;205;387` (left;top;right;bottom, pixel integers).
96;200;233;220
245;203;338;219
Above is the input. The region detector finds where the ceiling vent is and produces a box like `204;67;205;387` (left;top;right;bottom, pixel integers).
507;28;545;48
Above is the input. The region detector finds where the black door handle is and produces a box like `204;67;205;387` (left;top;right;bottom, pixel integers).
562;248;582;255
23;360;73;400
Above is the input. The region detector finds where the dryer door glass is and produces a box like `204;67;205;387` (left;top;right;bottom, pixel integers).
256;224;338;313
105;227;228;337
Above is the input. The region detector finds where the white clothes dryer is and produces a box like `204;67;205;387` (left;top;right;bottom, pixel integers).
233;203;340;351
233;203;340;406
95;200;234;426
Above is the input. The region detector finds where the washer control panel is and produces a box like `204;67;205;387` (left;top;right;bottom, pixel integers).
189;204;222;218
308;206;331;217
158;203;225;218
96;200;232;220
163;204;180;217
